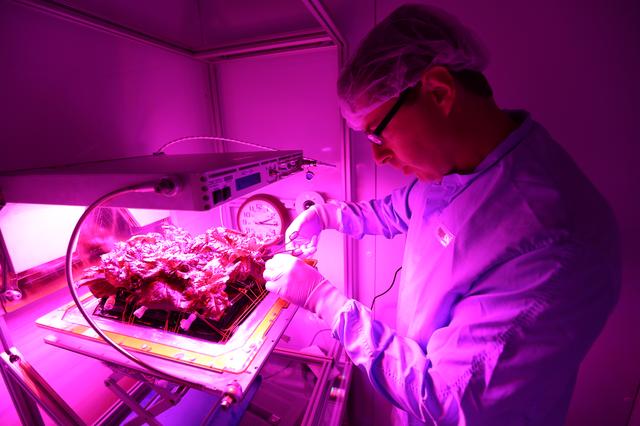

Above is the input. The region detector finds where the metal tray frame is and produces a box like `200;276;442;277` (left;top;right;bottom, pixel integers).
36;291;297;395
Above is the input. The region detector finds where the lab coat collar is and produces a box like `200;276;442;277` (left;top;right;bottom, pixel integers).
435;110;534;196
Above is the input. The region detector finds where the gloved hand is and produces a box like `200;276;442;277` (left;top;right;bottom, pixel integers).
264;254;349;324
286;203;340;258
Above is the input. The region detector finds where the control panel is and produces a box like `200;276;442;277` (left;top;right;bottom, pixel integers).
0;151;304;211
197;153;303;210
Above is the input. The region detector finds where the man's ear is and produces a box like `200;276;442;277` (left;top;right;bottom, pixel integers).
420;66;456;116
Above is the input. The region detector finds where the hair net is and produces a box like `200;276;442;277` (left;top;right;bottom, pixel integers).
337;3;489;129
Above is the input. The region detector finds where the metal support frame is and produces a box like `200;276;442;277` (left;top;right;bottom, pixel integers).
94;380;153;426
101;364;192;425
193;31;333;62
98;347;345;426
103;372;179;426
100;362;273;426
104;378;159;426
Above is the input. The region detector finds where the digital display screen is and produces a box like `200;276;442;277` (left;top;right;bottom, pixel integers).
235;172;261;191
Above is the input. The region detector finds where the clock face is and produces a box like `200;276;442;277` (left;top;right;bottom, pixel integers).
237;195;288;242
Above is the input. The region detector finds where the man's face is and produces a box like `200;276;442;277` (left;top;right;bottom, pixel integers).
361;78;456;182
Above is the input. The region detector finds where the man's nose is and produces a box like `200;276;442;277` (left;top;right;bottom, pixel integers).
372;144;392;165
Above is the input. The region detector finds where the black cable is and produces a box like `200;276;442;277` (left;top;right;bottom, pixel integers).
261;361;294;382
370;266;402;311
65;179;184;383
308;328;331;347
154;136;336;168
154;136;276;154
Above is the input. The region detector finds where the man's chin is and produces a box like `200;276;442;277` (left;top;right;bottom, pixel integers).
397;166;438;182
414;170;439;182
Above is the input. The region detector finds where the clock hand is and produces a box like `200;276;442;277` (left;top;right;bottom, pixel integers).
256;220;278;226
256;214;276;225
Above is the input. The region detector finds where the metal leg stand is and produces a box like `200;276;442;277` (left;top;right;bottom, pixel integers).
103;366;189;426
0;353;45;426
104;375;163;426
0;341;85;425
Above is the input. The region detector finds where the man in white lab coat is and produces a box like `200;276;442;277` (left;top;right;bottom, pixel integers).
263;4;620;425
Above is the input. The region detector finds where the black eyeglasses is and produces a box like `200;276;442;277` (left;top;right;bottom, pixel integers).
366;87;412;145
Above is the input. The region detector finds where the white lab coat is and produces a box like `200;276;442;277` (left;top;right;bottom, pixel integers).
329;111;620;425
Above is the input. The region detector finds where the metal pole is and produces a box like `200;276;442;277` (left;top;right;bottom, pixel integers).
0;196;46;425
0;316;45;426
1;348;86;425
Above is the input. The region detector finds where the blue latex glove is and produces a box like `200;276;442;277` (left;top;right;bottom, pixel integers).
263;254;348;324
285;203;341;258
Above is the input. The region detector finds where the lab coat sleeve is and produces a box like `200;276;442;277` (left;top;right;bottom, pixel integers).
331;241;619;425
333;180;417;239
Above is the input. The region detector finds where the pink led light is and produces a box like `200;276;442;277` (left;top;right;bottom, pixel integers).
0;203;85;273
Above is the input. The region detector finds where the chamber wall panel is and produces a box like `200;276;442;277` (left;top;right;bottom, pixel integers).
0;1;214;171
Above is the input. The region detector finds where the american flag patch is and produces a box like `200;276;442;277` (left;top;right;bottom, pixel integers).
436;224;454;247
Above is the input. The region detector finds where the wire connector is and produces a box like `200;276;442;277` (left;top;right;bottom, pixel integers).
154;177;181;197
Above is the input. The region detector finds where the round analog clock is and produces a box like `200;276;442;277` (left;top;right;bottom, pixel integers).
237;194;289;242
